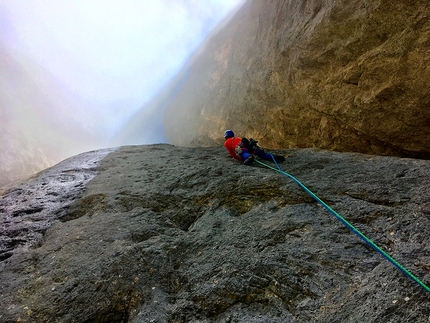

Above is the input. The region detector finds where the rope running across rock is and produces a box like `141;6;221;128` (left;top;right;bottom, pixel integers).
253;156;430;295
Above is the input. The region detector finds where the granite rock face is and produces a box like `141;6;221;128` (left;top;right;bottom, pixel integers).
163;0;430;159
0;145;429;322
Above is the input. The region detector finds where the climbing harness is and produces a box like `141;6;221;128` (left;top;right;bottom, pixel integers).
253;155;430;295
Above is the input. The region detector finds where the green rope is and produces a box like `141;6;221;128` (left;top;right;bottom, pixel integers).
255;158;430;295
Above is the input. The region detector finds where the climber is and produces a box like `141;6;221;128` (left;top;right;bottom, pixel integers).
223;129;286;165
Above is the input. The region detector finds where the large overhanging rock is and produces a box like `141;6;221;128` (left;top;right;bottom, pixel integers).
0;145;429;322
163;0;430;159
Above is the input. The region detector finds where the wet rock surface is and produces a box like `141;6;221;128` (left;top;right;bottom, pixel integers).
0;148;115;263
0;144;429;322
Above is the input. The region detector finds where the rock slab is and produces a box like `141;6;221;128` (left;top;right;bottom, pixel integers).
0;145;429;322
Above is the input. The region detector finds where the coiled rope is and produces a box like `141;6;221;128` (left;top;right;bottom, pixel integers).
254;156;430;295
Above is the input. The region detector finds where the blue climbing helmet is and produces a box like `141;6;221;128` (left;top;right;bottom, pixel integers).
224;130;234;138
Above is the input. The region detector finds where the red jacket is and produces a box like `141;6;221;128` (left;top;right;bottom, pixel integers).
224;137;243;161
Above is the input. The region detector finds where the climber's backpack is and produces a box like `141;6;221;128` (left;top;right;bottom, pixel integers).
242;138;260;152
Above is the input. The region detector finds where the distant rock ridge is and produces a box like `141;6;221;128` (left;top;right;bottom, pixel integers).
0;43;108;189
162;0;430;159
0;144;429;322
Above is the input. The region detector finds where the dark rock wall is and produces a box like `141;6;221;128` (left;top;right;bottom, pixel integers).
163;0;430;159
1;145;429;322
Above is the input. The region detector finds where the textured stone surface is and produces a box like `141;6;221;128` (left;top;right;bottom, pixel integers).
0;148;115;262
163;0;430;159
0;145;429;322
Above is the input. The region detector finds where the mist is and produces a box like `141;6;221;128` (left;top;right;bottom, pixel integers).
0;0;244;188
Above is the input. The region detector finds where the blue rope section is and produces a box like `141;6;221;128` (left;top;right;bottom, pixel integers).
253;155;430;295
